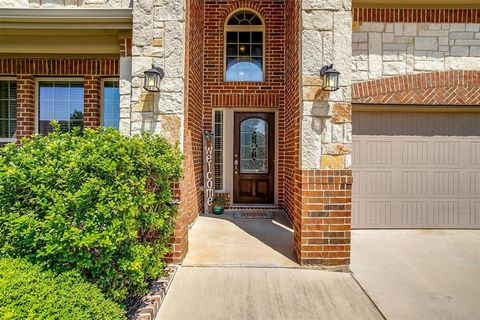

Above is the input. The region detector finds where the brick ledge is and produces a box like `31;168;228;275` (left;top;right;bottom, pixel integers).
132;265;177;320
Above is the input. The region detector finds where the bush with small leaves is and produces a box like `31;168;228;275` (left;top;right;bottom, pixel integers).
0;125;182;301
0;258;125;320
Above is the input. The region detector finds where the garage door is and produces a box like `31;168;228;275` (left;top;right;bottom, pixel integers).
352;111;480;229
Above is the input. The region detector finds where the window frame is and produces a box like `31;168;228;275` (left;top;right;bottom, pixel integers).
223;9;266;83
35;77;85;135
0;77;17;144
100;77;120;130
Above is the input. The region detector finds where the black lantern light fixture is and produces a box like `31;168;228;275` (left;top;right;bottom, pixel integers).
320;64;340;91
143;65;164;92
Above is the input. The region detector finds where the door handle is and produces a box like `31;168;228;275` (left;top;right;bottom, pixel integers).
234;155;238;174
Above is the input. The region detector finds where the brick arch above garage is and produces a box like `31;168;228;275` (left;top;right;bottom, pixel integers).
352;71;480;105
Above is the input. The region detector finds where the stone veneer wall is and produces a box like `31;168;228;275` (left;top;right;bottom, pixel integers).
0;0;129;8
351;8;480;104
126;0;185;145
301;0;352;171
297;0;353;266
352;12;480;82
127;0;191;263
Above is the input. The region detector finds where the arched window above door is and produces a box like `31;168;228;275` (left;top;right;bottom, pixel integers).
225;10;265;82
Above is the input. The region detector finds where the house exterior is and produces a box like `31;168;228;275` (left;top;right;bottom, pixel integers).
0;0;478;266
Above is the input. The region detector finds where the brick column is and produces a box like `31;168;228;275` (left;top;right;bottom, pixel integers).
298;170;352;266
83;76;101;128
297;1;353;267
16;75;35;140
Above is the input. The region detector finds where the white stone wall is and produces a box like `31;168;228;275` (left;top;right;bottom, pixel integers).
124;0;185;147
0;0;130;8
353;22;480;82
301;0;352;170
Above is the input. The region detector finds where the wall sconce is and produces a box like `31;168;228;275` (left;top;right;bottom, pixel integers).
143;65;164;92
320;64;340;91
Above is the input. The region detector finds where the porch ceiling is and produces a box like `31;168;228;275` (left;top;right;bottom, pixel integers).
0;9;132;57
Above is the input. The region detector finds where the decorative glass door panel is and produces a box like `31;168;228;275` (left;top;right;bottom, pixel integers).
234;113;274;204
240;118;268;174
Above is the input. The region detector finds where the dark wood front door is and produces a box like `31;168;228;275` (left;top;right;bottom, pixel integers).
234;112;274;204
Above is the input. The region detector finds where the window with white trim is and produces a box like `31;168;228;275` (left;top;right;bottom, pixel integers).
38;81;84;134
214;110;224;191
0;80;16;145
102;80;120;130
225;10;265;82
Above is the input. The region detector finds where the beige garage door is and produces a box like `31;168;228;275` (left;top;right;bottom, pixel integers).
352;110;480;229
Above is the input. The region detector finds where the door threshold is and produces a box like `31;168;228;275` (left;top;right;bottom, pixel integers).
231;203;278;209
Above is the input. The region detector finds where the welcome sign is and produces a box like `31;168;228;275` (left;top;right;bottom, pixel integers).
203;130;214;214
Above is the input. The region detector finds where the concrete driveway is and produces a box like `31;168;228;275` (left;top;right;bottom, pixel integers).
351;230;480;320
156;266;383;320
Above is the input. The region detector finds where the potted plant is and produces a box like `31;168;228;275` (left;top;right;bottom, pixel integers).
212;196;226;215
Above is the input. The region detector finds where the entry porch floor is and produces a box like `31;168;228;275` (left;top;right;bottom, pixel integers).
182;210;298;267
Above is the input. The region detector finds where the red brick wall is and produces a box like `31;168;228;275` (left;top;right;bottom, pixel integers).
298;170;352;266
119;37;132;57
165;182;188;264
353;8;480;23
0;58;119;139
203;0;286;206
284;0;302;258
0;59;119;76
16;75;35;139
352;71;480;105
184;0;205;224
84;76;101;128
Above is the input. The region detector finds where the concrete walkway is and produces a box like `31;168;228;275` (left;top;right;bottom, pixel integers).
351;230;480;320
157;212;384;320
156;266;384;320
183;210;298;267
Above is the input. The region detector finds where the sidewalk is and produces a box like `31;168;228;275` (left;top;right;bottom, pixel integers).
156;266;384;320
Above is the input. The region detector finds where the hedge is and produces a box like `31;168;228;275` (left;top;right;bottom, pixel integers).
0;258;125;320
0;125;182;301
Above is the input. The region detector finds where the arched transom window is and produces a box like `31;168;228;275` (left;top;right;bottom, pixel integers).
225;10;264;82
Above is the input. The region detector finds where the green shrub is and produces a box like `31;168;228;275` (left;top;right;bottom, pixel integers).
0;126;182;301
0;257;125;320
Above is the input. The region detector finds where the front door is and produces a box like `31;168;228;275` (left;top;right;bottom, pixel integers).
234;112;274;204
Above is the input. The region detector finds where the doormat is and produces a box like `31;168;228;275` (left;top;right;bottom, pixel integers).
232;211;275;219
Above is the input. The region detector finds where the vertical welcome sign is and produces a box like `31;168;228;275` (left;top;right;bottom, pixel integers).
203;130;214;214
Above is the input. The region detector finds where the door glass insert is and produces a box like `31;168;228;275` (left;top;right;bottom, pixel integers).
240;118;268;173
